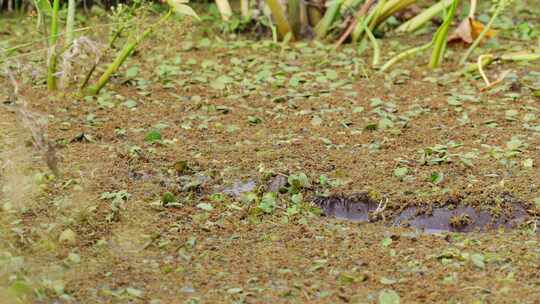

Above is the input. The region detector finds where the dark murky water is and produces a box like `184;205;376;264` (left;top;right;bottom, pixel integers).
315;194;535;234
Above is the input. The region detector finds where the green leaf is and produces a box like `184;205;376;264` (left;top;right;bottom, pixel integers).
33;0;52;15
378;118;394;130
227;287;243;294
380;277;397;285
291;193;303;204
394;167;408;179
210;75;233;90
430;172;444;184
8;280;33;297
534;197;540;209
381;237;393;247
145;130;162;142
123;99;138;108
353;106;364;113
241;192;258;204
379;289;400;304
196;202;214;211
471;253;485;269
506;137;523;151
125;66;139;78
248;116;262;124
166;0;200;20
59;228;77;245
259;192;277;213
288;172;310;192
522;158;533;168
162;192;176;204
126;287;143;298
311;115;323;126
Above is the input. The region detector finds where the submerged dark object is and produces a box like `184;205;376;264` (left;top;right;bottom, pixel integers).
314;194;532;234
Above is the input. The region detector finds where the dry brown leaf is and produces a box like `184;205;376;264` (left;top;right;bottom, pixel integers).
448;17;497;44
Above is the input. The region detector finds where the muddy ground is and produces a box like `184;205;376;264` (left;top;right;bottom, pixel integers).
1;7;540;304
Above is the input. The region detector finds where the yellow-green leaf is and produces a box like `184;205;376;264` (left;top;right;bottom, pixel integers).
166;0;199;20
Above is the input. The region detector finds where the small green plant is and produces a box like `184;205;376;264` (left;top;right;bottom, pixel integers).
65;0;76;47
381;0;459;72
86;0;199;95
315;0;344;40
429;0;458;68
397;0;453;33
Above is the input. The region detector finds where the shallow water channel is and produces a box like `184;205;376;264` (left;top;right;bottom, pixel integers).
314;195;534;234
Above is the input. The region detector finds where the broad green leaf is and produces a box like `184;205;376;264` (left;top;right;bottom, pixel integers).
166;0;200;19
33;0;52;15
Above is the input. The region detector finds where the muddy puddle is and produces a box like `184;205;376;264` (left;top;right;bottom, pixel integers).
314;194;536;234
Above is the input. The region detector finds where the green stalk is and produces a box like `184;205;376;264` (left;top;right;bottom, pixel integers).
354;0;417;42
65;0;76;47
351;0;377;42
240;0;249;19
380;41;433;72
307;5;323;27
32;0;52;29
299;0;309;33
460;3;502;65
287;0;301;38
341;0;365;14
87;10;173;95
266;0;294;40
47;0;60;91
458;52;540;76
429;0;458;69
397;0;453;32
458;54;495;74
377;0;417;26
501;52;540;61
351;15;368;42
314;0;344;40
87;41;139;95
362;20;380;66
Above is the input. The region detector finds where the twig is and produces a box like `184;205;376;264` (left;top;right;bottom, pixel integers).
335;0;376;48
477;54;494;86
480;69;510;92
